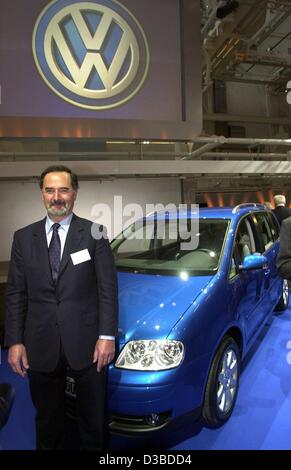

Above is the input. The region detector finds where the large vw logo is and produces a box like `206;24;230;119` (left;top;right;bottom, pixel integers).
32;0;150;109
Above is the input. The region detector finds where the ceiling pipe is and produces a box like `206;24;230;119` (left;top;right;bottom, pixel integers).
194;136;291;146
200;152;287;159
1;137;291;163
203;113;291;125
181;142;220;160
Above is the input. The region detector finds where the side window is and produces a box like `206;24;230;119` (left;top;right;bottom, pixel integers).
229;217;255;278
254;213;274;251
236;218;254;262
266;212;279;241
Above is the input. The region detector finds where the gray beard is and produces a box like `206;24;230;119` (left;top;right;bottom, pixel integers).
47;206;68;216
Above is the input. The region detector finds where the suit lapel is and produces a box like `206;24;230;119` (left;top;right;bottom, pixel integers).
58;214;85;278
33;218;54;285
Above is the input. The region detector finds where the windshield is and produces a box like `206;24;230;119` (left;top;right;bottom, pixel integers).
111;218;229;275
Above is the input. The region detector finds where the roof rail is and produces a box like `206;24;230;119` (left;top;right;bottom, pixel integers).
232;203;266;214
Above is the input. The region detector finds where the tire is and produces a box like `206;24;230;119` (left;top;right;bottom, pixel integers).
275;279;289;312
202;336;240;428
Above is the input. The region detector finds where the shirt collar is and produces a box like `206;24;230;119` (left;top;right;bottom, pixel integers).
46;213;74;235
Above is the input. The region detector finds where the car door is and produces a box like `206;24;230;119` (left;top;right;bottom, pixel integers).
227;216;267;341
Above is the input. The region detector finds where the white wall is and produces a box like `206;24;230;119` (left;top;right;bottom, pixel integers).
0;178;181;261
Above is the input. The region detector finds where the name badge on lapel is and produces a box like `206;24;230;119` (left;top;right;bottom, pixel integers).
70;249;91;265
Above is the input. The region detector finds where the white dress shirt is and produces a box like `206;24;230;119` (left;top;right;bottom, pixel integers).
46;213;73;257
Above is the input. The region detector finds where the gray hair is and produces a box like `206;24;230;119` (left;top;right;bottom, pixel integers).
273;194;286;207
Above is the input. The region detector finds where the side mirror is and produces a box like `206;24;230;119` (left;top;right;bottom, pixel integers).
239;253;268;271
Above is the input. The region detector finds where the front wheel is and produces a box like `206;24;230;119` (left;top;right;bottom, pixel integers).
275;279;289;312
202;336;240;428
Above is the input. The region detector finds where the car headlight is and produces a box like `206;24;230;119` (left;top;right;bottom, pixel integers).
115;340;184;370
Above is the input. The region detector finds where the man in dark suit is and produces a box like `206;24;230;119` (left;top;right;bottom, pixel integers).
272;194;291;226
5;165;118;450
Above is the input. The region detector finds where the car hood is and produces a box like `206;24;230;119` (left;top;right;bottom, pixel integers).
117;271;214;342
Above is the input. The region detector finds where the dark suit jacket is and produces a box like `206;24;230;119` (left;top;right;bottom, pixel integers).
5;215;118;372
272;206;291;226
276;216;291;280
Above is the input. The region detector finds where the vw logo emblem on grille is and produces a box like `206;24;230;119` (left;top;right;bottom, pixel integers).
32;0;150;110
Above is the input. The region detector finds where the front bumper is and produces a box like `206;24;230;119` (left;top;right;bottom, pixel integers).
65;362;204;434
65;394;171;433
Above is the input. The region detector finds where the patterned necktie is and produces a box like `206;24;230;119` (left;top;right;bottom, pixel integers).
49;223;61;284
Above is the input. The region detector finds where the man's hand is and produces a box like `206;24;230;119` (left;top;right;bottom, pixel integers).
93;339;115;373
8;344;29;377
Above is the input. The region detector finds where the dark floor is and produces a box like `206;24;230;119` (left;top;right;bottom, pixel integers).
1;301;291;450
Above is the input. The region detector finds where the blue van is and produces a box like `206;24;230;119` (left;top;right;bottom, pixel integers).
106;203;288;432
